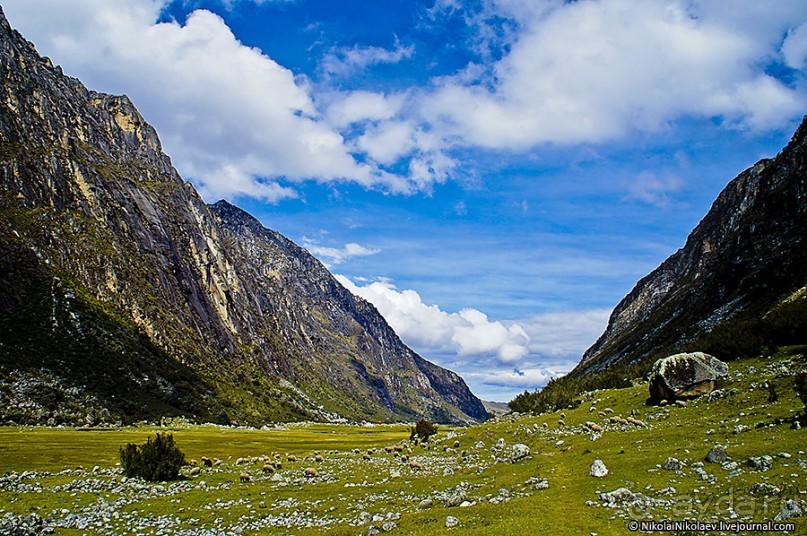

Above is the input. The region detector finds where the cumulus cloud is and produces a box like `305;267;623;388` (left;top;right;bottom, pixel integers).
336;274;611;398
415;0;807;149
302;240;380;267
336;275;531;362
465;367;561;389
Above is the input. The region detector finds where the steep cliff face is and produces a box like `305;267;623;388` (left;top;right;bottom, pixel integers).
0;8;485;424
574;116;807;377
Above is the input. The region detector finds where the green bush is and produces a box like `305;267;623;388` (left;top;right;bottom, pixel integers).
410;419;437;442
119;432;185;481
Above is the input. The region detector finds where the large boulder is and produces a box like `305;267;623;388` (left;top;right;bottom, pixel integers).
649;352;728;402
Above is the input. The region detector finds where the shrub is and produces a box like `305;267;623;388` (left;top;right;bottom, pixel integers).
119;432;185;481
410;419;437;442
795;372;807;411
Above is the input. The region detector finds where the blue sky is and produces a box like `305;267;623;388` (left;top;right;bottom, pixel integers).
4;0;807;401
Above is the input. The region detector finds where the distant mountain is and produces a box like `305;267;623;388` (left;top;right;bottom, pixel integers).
0;7;486;425
572;115;807;378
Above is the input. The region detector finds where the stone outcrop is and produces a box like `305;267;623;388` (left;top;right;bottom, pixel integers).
648;352;728;402
0;8;486;425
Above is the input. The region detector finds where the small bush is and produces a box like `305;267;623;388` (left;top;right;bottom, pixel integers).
119;432;185;481
795;373;807;411
410;419;437;442
767;382;778;403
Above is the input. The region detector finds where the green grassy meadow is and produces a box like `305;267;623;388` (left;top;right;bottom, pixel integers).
1;353;805;535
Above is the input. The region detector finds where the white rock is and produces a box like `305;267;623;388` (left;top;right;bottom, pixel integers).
589;459;609;478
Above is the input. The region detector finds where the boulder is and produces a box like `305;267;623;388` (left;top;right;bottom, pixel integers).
589;459;609;477
649;352;728;402
774;499;803;521
705;444;727;464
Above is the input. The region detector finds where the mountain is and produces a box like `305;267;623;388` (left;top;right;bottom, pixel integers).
0;7;486;425
571;116;807;378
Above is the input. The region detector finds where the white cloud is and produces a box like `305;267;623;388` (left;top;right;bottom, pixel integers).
321;41;415;79
302;240;380;267
325;91;404;129
625;171;685;208
357;121;418;165
336;275;531;363
783;22;807;70
416;0;807;150
466;367;561;390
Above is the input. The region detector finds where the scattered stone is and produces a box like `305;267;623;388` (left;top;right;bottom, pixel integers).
662;457;682;471
445;516;459;528
705;444;727;464
418;498;434;510
589;459;608;478
774;499;803;521
508;444;531;462
749;482;781;496
649;352;728;402
747;455;773;471
525;477;549;490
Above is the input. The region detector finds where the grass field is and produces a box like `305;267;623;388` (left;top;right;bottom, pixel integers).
1;352;805;535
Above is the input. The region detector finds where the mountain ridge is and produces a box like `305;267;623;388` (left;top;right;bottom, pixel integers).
572;114;807;377
0;7;486;425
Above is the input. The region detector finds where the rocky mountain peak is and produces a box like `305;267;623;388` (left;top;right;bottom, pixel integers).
574;114;807;377
0;8;486;425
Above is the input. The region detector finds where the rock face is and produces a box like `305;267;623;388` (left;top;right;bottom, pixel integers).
573;115;807;377
648;352;728;402
0;8;486;425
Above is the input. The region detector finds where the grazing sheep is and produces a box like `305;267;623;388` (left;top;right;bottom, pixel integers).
401;454;409;462
189;467;201;476
353;448;361;454
239;473;251;483
304;467;319;478
213;458;222;467
586;422;604;432
453;440;460;448
393;445;404;453
201;457;213;467
315;454;324;463
409;460;422;470
188;459;198;466
287;454;298;462
262;464;275;474
558;420;566;427
561;412;566;419
236;457;247;465
362;454;371;461
627;416;647;427
385;446;394;453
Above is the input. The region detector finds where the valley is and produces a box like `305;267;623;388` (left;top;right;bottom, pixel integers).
1;350;804;534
